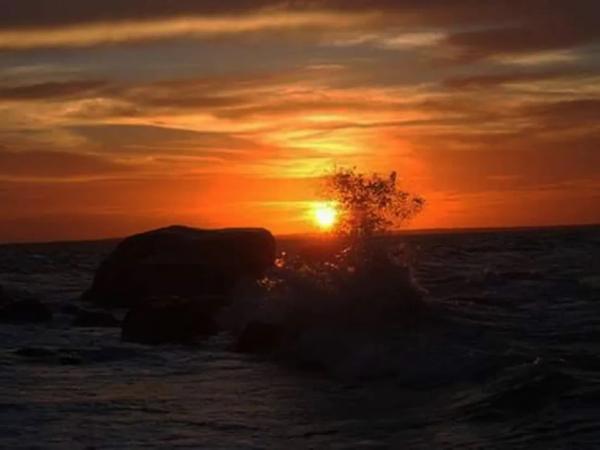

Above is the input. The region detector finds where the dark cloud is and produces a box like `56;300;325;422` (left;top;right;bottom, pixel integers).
521;99;600;128
309;0;599;32
442;70;587;89
1;1;598;57
135;95;249;110
445;20;599;60
0;80;107;100
1;1;593;28
118;67;328;113
0;149;132;178
0;1;279;28
58;71;302;117
69;124;268;155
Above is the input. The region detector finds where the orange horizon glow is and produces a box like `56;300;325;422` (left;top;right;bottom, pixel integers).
0;2;598;243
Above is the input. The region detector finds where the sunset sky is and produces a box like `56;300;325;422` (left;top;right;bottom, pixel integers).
1;1;599;242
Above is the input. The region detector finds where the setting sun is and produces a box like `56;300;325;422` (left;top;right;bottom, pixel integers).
313;202;338;230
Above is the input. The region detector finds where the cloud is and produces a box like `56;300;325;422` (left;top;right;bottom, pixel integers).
493;50;583;66
0;0;596;58
520;99;600;128
0;0;279;28
442;70;586;90
0;149;133;179
0;11;377;50
444;21;599;61
329;31;444;49
69;124;268;156
0;1;591;28
0;80;107;100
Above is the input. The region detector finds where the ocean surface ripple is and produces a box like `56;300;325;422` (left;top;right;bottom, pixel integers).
0;226;599;449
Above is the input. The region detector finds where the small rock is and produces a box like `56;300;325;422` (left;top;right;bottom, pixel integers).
0;299;53;323
73;310;121;328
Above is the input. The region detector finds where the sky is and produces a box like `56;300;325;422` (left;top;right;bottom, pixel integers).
0;0;599;242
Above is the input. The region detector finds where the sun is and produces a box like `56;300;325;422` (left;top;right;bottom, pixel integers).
313;202;338;230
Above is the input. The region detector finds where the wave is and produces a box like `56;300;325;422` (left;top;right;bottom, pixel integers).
219;241;438;379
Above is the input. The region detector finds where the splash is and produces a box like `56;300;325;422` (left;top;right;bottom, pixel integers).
220;238;432;378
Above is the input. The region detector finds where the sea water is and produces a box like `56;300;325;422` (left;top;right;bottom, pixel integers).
0;226;598;449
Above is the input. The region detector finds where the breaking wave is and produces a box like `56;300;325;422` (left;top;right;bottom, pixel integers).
221;240;438;378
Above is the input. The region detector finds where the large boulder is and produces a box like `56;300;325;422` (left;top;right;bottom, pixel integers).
82;226;276;307
122;296;221;344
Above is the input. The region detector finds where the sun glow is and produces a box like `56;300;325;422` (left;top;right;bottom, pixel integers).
313;202;339;230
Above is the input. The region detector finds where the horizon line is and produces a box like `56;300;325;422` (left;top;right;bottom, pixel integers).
1;221;598;247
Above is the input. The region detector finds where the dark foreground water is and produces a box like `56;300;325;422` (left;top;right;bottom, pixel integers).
1;226;599;449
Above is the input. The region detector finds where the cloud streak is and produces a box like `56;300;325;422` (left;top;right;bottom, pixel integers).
0;1;597;58
0;149;134;179
0;11;377;50
0;80;107;100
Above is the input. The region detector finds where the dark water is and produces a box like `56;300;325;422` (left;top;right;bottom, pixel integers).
1;226;599;449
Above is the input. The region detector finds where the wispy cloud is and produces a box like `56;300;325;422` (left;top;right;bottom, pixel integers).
0;11;378;50
0;149;135;180
0;80;107;100
329;31;444;49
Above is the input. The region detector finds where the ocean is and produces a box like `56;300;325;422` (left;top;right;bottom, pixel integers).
1;226;599;449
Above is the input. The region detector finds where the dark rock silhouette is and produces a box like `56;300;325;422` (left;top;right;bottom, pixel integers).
122;296;222;344
0;298;53;323
73;310;121;327
236;320;285;353
82;225;276;308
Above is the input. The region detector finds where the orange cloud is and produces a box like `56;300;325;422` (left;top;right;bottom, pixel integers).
0;11;378;50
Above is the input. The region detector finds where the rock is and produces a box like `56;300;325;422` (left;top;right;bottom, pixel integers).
122;296;221;344
235;320;285;354
73;310;121;328
0;299;53;323
82;225;276;307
